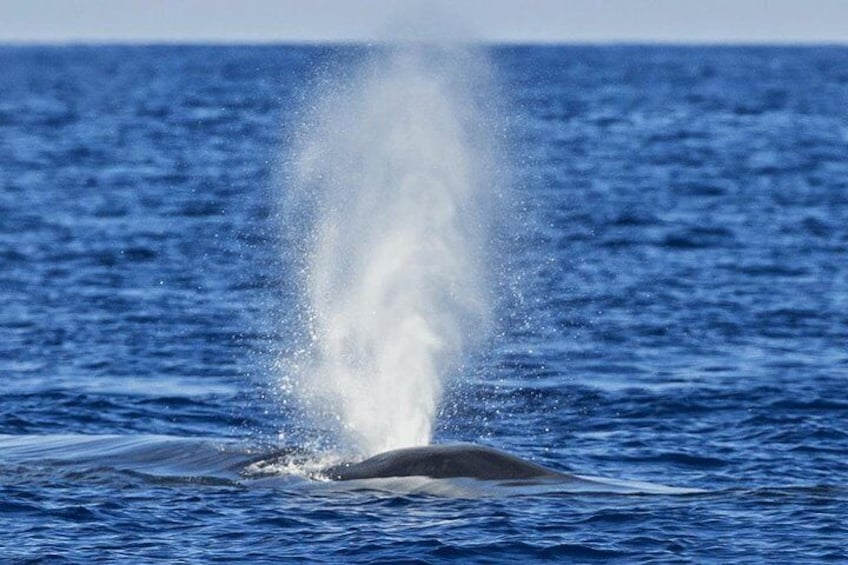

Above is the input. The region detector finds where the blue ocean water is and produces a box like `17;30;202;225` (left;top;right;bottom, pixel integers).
1;45;847;563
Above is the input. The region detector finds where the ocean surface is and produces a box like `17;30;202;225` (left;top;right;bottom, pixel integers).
1;45;847;563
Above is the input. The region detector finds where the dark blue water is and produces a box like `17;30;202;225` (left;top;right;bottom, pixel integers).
2;45;847;563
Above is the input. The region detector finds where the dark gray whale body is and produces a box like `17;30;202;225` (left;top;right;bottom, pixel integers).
322;444;567;481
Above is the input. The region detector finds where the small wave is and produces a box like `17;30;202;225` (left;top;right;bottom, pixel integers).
610;211;663;226
600;451;729;470
660;226;737;249
727;263;810;278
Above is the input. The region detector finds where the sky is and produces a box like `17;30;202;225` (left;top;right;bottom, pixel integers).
0;0;846;44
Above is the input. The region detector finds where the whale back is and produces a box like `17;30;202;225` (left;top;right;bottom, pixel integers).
322;444;565;481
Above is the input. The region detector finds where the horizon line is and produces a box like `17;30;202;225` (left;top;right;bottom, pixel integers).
2;38;847;48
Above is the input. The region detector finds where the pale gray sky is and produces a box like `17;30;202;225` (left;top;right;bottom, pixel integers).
1;0;846;44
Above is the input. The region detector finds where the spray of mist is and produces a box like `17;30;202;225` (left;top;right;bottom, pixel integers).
284;47;503;457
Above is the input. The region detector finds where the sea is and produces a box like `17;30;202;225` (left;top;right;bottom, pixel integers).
1;44;846;563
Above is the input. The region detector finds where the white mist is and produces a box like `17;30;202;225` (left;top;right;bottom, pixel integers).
285;47;501;456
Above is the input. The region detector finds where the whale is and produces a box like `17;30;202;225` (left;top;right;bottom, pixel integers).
321;444;568;481
249;442;702;494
